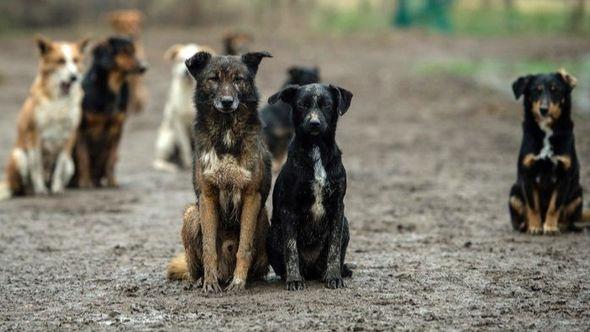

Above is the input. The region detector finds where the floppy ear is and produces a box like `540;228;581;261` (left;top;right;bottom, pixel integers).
557;68;577;92
185;51;211;78
329;84;353;116
77;37;90;53
512;75;532;100
241;51;272;75
268;85;299;105
92;41;113;69
35;35;52;56
163;44;183;61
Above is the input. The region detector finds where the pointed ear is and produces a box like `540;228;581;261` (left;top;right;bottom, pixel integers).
77;37;90;53
557;68;577;92
512;75;532;100
185;51;212;78
268;85;299;105
164;44;183;61
35;35;52;55
329;84;353;116
241;51;272;75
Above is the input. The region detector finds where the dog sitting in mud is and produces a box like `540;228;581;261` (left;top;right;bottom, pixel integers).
261;66;321;173
108;9;148;114
153;43;216;172
509;70;589;234
71;37;147;188
0;36;88;200
167;51;272;292
266;83;353;290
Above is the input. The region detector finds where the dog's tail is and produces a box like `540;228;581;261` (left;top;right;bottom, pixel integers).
0;181;12;201
167;253;190;281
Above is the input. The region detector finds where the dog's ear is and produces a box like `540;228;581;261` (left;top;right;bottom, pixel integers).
241;51;272;75
512;75;533;100
93;40;114;69
557;68;577;92
268;85;299;105
288;67;300;78
329;84;353;116
77;37;90;54
185;51;212;78
164;44;183;61
35;35;52;56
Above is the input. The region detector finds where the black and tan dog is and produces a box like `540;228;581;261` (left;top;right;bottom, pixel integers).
71;37;146;188
266;83;353;290
509;70;589;234
167;51;272;292
260;66;321;173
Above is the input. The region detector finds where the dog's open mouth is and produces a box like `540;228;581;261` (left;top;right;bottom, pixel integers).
60;81;73;95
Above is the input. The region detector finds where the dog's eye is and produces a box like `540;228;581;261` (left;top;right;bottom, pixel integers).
73;57;81;64
320;99;332;109
208;76;219;82
57;57;66;64
234;76;244;83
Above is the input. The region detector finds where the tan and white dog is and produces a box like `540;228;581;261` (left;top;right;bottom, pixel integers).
153;43;215;172
0;36;88;200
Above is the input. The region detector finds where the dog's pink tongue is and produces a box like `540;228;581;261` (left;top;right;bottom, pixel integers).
60;82;71;95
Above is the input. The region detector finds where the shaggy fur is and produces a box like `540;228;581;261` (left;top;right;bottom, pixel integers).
153;43;216;172
266;83;353;291
509;70;589;234
0;36;88;200
71;37;146;188
166;51;272;293
261;66;321;173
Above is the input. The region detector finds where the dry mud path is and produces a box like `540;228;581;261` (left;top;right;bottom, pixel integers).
0;28;589;330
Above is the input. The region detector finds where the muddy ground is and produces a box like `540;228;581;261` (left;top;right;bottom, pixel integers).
1;28;590;331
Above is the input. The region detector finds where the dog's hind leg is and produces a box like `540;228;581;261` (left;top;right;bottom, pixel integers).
27;146;47;195
248;208;270;281
509;183;526;232
154;122;180;172
1;149;28;199
181;204;204;284
341;216;352;278
563;186;583;231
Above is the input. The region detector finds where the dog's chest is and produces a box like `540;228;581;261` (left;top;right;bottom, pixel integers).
309;146;328;222
35;95;81;154
200;149;252;190
536;122;554;159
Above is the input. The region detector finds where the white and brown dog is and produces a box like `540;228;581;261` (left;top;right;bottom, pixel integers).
0;36;88;200
153;43;215;172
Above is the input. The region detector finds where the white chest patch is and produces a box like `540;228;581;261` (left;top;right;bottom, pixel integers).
200;149;252;189
537;121;554;159
35;94;81;158
224;130;234;147
310;146;327;221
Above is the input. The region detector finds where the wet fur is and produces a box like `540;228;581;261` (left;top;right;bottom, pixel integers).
266;83;353;291
168;51;272;292
508;70;586;234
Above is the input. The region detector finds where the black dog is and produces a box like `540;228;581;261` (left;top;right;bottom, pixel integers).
71;37;147;188
266;83;353;290
260;66;321;172
508;70;588;234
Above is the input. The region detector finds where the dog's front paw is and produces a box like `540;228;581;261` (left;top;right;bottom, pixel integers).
50;181;65;194
527;226;543;235
225;278;246;292
286;280;305;291
543;224;560;236
324;276;345;289
202;279;222;293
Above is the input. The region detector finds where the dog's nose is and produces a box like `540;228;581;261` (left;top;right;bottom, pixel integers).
137;61;149;74
540;107;549;116
309;119;321;130
221;96;235;108
69;74;78;83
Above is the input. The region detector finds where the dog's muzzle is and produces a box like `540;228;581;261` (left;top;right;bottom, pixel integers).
214;96;239;113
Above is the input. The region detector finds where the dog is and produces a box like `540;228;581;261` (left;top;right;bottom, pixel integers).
108;9;147;114
266;83;353;290
0;36;88;200
166;51;272;292
71;37;147;188
261;66;321;173
223;32;253;55
508;70;590;235
153;43;216;172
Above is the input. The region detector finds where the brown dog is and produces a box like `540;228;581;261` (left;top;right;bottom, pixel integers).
107;9;147;114
71;37;146;188
167;51;272;293
0;36;88;200
223;32;253;55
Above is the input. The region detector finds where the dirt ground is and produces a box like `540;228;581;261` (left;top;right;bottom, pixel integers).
1;27;590;331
